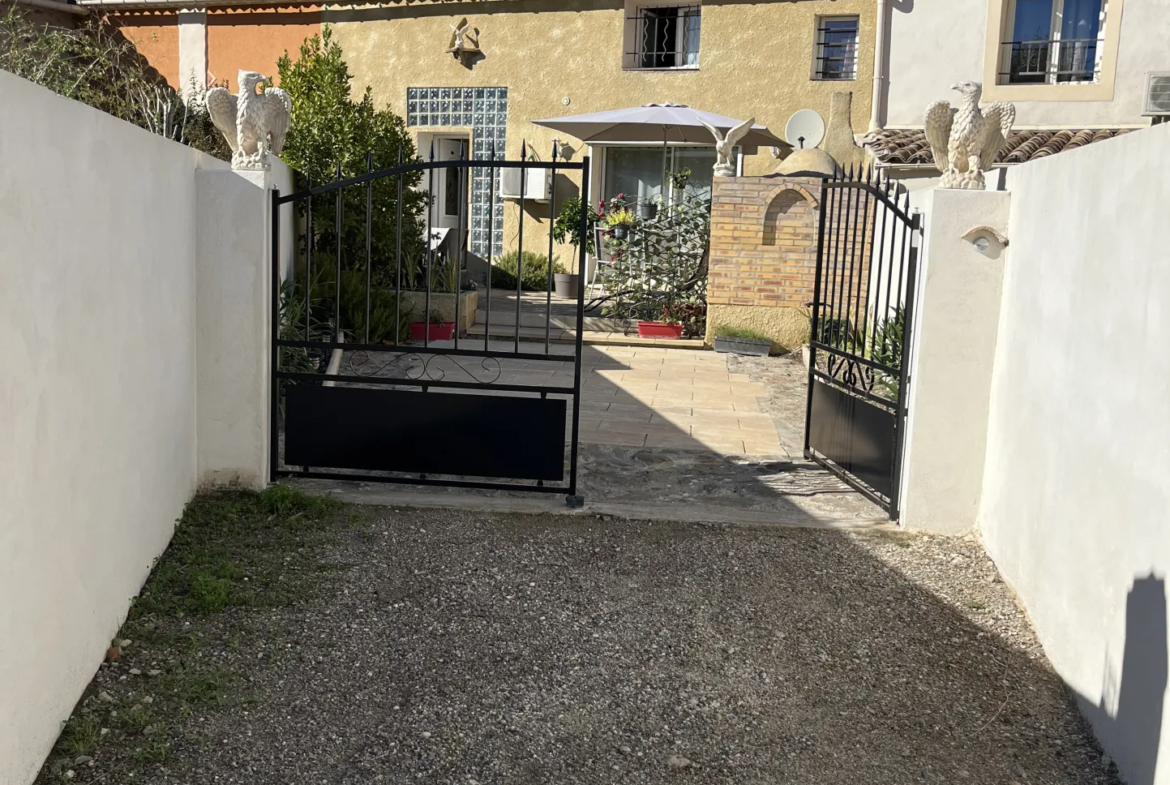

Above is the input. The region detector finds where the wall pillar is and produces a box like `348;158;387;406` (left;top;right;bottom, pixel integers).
177;8;207;99
194;168;275;489
899;188;1010;534
705;175;823;351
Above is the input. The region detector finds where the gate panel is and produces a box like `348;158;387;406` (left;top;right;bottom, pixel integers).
803;168;920;519
285;386;566;481
271;142;590;504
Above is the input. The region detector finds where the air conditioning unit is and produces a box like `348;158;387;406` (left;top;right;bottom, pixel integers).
500;167;552;202
1143;72;1170;116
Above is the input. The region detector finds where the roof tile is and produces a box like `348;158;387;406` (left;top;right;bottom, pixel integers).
864;127;1132;166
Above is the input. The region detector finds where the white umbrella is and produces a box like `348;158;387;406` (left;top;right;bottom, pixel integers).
532;102;786;150
534;103;788;202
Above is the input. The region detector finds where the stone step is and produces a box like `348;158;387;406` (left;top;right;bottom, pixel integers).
473;308;624;333
465;322;707;350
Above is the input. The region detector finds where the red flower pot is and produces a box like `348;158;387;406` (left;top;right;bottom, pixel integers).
410;321;456;341
637;321;684;339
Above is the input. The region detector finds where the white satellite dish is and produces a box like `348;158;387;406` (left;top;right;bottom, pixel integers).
785;109;826;150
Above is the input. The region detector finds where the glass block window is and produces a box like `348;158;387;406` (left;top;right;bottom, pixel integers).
407;87;509;258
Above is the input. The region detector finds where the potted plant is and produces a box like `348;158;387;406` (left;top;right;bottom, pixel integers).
637;306;685;340
713;325;773;356
551;196;598;298
410;309;456;341
605;207;636;240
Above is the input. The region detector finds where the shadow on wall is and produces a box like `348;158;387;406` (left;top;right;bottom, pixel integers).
1080;575;1168;785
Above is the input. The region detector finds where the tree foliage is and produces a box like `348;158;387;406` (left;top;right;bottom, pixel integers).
276;27;428;288
0;6;230;160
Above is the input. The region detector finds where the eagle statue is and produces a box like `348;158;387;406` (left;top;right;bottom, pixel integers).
700;116;755;178
207;70;292;171
924;81;1015;190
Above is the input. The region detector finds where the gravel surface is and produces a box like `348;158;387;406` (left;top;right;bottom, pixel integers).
43;506;1120;785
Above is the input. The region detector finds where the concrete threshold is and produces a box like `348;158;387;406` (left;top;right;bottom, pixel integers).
308;485;893;532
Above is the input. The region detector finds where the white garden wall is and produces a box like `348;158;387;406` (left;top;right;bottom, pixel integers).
0;70;285;785
982;123;1170;785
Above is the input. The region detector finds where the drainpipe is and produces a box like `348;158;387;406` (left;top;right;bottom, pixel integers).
869;0;889;133
16;0;88;14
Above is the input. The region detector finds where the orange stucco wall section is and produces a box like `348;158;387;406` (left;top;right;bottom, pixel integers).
111;13;180;90
207;8;321;92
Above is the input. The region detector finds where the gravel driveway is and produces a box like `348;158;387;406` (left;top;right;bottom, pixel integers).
50;503;1118;785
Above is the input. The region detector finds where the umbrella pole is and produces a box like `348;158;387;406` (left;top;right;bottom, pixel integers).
661;128;668;207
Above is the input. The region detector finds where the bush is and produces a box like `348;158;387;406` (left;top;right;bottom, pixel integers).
277;28;427;287
0;7;231;160
491;250;565;292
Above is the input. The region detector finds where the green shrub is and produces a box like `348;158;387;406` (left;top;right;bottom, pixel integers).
491;250;565;292
277;28;427;286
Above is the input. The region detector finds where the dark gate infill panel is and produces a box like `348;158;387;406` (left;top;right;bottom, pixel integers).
285;385;567;481
808;377;896;509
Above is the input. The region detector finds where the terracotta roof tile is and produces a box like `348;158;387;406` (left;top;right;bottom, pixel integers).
864;127;1132;166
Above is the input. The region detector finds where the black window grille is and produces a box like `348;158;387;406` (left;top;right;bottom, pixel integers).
627;4;701;69
999;38;1101;84
814;17;859;80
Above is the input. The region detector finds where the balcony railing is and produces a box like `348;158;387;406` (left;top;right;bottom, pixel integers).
999;38;1101;85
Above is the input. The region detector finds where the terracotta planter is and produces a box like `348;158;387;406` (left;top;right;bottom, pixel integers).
637;321;683;339
410;321;456;341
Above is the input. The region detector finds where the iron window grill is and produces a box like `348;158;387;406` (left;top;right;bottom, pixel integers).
814;17;859;80
999;38;1101;84
627;4;701;69
407;87;508;257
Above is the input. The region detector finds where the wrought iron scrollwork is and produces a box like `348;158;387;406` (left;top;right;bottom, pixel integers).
344;350;503;386
402;353;503;385
824;353;876;393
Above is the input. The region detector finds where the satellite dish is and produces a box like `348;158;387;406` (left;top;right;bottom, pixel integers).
785;109;826;150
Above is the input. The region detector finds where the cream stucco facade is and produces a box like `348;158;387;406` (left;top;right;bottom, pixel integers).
324;0;876;264
884;0;1169;129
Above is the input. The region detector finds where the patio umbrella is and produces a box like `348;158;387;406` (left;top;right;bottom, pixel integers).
533;103;788;202
532;103;786;150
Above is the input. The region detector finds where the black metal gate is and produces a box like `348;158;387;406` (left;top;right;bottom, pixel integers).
270;143;590;506
803;168;921;519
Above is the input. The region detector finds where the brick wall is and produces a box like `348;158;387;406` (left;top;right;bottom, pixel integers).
708;176;823;310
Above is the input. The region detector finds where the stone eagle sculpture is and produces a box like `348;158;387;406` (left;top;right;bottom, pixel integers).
700;116;755;178
207;70;292;171
924;81;1015;190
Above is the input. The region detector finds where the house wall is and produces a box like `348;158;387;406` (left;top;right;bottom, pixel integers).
207;7;322;92
112;12;181;90
980;123;1170;784
325;0;877;261
0;71;282;785
885;0;1168;128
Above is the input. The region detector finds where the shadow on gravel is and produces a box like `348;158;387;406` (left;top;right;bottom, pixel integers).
47;502;1124;785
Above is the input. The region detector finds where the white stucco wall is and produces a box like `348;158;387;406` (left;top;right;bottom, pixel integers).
0;71;280;785
886;0;1170;128
900;188;1009;535
982;123;1170;785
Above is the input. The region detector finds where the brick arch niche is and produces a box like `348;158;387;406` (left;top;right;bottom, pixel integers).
762;187;816;247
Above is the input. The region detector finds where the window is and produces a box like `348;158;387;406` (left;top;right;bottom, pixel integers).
602;146;719;216
999;0;1106;84
814;17;859;80
626;4;701;69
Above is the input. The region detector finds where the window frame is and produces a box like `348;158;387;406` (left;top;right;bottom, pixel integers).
981;0;1122;103
999;0;1106;86
812;15;860;82
622;1;702;71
